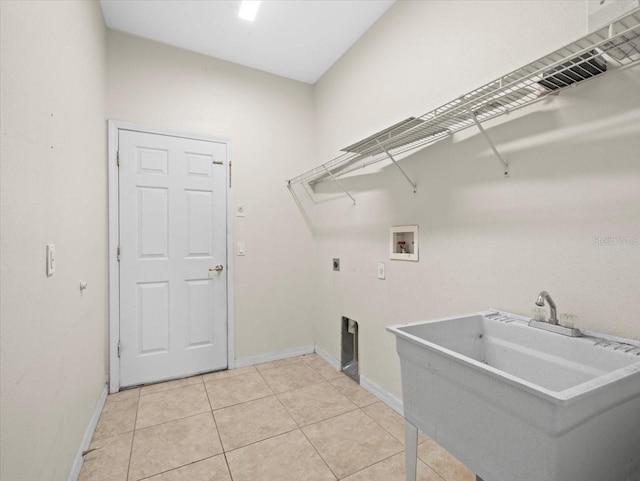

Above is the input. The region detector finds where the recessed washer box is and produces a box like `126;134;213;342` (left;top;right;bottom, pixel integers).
390;225;418;261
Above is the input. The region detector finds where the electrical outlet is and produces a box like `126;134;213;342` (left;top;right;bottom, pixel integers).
333;258;340;271
46;244;55;276
377;262;385;280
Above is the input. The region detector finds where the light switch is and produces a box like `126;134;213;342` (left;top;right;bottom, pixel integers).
237;204;246;217
377;262;385;280
237;242;245;256
46;244;55;276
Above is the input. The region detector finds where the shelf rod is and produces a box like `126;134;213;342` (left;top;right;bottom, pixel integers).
322;166;356;205
467;108;510;178
376;140;418;193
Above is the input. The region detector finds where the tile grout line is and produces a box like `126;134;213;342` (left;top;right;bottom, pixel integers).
101;358;435;481
135;455;219;481
212;371;327;476
328;376;380;408
135;408;212;433
138;378;204;399
363;403;453;479
412;442;457;481
338;450;404;480
258;358;344;395
91;428;135;443
220;425;301;455
274;381;361;429
203;371;276;399
124;390;140;481
270;387;303;431
138;375;204;398
103;390;141;406
294;402;404;479
244;364;340;477
223;453;235;481
337;449;446;481
204;364;345;448
358;403;448;478
120;358;359;480
416;453;457;481
359;402;407;445
268;377;327;395
209;392;275;412
299;426;340;480
90;390;140;446
264;368;361;430
285;402;359;431
258;368;276;398
201;366;257;384
265;368;345;481
203;375;234;481
253;355;344;395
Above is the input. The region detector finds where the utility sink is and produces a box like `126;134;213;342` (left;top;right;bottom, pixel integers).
387;310;640;481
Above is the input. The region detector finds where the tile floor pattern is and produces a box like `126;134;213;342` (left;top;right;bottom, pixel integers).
79;354;475;481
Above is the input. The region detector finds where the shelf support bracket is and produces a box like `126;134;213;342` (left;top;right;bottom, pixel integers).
468;109;509;178
322;166;356;205
376;140;417;193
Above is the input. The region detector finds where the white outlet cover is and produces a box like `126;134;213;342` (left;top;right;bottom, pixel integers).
237;242;246;256
237;204;246;217
377;262;385;280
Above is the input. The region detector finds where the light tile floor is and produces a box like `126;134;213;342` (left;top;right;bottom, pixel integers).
79;354;475;481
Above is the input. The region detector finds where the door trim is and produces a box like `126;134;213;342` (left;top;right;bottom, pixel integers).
107;119;235;393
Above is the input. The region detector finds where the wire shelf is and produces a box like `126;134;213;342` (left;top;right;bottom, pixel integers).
287;8;640;186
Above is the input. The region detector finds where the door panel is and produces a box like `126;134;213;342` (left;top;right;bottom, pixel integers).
186;279;214;347
137;187;168;258
119;130;227;387
137;281;169;354
186;190;213;256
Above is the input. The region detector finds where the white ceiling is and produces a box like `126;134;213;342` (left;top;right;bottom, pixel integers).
100;0;395;84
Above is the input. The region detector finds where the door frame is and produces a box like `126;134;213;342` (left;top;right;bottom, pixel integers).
107;119;235;393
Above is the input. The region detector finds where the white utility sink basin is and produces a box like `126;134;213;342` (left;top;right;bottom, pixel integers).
387;310;640;481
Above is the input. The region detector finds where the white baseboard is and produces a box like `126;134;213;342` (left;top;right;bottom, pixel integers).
360;375;404;415
314;345;341;370
313;345;405;416
234;345;315;368
67;384;108;481
68;346;402;480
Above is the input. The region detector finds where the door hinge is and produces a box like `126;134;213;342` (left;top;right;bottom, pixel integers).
229;161;232;188
117;245;121;262
117;341;121;357
116;150;120;167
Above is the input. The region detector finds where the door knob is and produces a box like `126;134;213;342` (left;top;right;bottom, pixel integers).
209;265;224;272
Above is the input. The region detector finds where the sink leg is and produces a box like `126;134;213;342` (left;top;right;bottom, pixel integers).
404;420;418;481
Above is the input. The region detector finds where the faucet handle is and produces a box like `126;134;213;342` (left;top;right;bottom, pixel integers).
531;307;546;322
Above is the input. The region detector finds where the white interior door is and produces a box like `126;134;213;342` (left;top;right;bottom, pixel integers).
118;129;228;387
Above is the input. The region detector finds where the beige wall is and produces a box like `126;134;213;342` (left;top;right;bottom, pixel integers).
2;2;639;478
106;31;320;360
0;1;108;480
309;0;640;399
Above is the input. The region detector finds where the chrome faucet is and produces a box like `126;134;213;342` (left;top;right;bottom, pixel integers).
529;291;581;337
535;290;558;325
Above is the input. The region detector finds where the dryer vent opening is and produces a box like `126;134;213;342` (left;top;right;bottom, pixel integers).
341;317;359;382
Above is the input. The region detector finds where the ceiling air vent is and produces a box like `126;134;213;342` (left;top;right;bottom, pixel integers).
537;50;607;91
